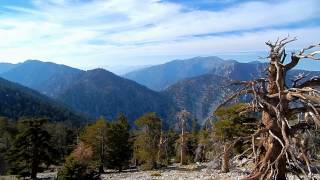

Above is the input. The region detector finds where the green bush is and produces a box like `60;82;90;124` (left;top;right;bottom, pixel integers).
57;142;98;180
57;157;97;180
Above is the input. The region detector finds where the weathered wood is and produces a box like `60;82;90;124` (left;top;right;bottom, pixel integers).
217;37;320;180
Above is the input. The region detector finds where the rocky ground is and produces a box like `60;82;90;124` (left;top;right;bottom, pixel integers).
101;163;247;180
1;163;319;180
101;163;320;180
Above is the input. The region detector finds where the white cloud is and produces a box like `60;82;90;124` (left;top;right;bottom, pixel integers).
0;0;319;68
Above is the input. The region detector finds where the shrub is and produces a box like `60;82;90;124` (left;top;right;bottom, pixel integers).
57;142;98;180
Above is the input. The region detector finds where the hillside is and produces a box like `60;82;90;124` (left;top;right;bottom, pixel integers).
164;74;233;125
0;77;87;125
0;63;16;74
57;68;176;125
164;61;320;124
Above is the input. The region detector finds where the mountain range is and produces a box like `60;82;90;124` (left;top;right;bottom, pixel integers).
0;60;176;126
124;57;266;91
0;60;83;98
1;57;319;126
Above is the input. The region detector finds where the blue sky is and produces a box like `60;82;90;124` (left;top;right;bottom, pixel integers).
0;0;319;71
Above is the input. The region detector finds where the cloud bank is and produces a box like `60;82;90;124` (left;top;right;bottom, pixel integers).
0;0;319;69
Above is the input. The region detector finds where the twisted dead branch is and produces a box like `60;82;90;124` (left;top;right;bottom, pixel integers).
217;37;320;180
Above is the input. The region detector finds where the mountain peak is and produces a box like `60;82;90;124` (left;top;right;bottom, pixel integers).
87;68;109;73
0;60;84;97
248;60;262;64
24;59;43;63
169;56;225;64
86;68;118;78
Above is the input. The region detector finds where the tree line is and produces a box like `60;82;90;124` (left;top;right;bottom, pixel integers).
1;104;320;179
0;104;264;179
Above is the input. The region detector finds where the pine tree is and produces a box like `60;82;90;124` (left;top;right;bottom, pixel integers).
6;118;55;179
106;114;132;171
0;117;17;175
133;112;161;170
214;104;256;172
81;117;108;173
45;123;76;163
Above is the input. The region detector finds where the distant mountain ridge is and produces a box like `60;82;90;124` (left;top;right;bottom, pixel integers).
124;56;266;91
164;60;320;125
0;61;176;125
0;62;16;74
0;60;84;97
1;58;319;126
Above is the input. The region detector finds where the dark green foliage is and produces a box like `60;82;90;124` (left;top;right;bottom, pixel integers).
0;117;17;175
214;104;257;142
186;133;198;163
214;104;257;156
0;153;5;175
6;118;55;179
0;77;87;125
45;123;77;163
134;113;162;170
106;114;132;171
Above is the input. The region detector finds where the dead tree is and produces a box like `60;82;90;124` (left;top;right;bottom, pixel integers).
218;37;320;179
177;109;190;165
157;130;168;165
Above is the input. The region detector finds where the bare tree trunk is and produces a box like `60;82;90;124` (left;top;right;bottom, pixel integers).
221;144;231;173
177;110;190;166
246;61;287;180
157;131;165;165
181;126;187;165
217;38;320;179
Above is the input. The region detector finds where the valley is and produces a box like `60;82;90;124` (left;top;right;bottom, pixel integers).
1;57;318;126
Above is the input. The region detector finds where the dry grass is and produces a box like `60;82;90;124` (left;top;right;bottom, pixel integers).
150;172;162;176
0;176;19;180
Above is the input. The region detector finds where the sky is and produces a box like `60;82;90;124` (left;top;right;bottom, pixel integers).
0;0;319;71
